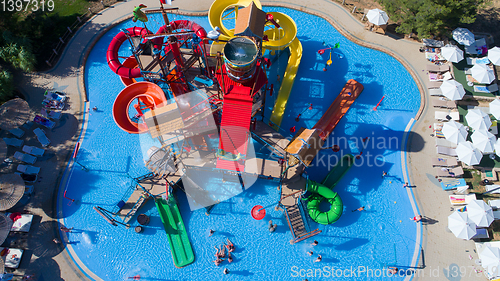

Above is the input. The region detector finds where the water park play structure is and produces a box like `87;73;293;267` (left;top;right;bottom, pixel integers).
96;0;364;268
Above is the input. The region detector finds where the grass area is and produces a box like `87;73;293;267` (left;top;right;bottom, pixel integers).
452;56;497;98
52;0;94;16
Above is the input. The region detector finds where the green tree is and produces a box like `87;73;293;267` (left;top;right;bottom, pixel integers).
376;0;490;39
0;32;36;72
0;69;14;103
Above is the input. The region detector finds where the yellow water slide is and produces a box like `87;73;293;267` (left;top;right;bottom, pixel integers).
208;0;302;130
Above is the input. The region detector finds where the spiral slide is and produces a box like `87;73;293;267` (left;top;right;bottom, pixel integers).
306;180;343;225
107;27;151;79
305;154;353;224
112;82;168;134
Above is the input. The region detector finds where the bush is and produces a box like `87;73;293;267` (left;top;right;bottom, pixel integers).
0;69;15;104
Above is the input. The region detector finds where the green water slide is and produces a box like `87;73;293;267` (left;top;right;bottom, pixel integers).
305;154;353;224
306;180;343;224
322;154;354;187
155;197;195;268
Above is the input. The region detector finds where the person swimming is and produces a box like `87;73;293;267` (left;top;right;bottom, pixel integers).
225;238;235;252
227;252;233;263
214;258;223;266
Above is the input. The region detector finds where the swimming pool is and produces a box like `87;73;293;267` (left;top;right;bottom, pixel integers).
59;7;421;281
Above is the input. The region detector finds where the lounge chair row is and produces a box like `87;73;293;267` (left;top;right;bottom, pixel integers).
436;167;464;177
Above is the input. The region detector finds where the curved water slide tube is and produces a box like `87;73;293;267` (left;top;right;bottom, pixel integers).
306;179;343;225
208;0;300;129
112;82;167;134
107;27;151;79
155;197;195;268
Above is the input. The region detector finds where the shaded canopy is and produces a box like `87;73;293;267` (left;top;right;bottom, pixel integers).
0;98;31;131
0;213;12;246
0;174;25;211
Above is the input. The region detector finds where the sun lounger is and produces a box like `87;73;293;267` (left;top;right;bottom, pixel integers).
426;51;446;62
15;172;37;184
441;178;467;190
44;90;66;102
6;213;33;232
0;248;24;268
22;145;44;156
33;115;55;129
433;123;445;138
427;81;443;89
8;128;24;138
13;152;36;164
435;138;457;148
40;108;62;120
449;193;476;205
20;121;33;130
474;84;499;94
472;228;490;239
435;111;460;121
455;185;469;193
436;166;464;177
429;88;443;96
2;138;23;148
432;99;457;109
42;99;65;110
466;75;480;85
33;128;50;147
494;210;500;220
431;157;459;167
436;146;458;156
427;64;450;72
489;199;500;209
429;71;452;81
17;164;40;175
485;185;500;194
466;57;490;65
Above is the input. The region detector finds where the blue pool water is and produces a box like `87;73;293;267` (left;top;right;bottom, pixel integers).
60;7;421;281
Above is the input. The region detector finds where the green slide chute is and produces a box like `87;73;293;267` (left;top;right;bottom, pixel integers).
306;180;343;224
155;197;195;268
305;154;353;224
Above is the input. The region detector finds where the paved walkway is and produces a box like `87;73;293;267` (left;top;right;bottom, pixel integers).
16;0;482;280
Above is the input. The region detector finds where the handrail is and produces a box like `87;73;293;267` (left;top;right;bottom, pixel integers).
279;189;302;203
282;205;298;238
250;131;285;158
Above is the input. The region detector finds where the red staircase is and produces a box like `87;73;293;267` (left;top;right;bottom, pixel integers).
216;86;253;172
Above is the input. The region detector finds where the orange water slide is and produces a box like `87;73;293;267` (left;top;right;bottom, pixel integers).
313;79;364;141
112;82;167;134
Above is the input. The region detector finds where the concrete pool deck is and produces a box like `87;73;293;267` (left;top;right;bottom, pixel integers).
16;0;481;280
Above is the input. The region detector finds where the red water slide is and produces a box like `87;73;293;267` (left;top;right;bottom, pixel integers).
112;82;167;134
107;27;151;79
153;20;208;50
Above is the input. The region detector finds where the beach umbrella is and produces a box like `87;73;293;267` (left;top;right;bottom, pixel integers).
442;121;467;144
495;139;500;157
490;99;500;120
440;79;466;100
456;141;483;166
0;98;30;131
467;199;494;227
466;109;492;131
448;210;476;240
453;28;475;46
441;45;464;63
480;246;500;274
488;47;500;66
471;64;496;84
0;213;12;246
366;9;389;26
0;174;25;211
471;130;496;154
